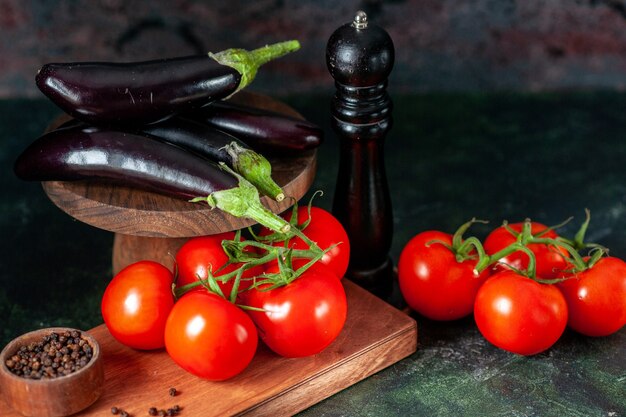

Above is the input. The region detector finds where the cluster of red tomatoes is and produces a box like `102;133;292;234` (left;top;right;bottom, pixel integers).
398;214;626;356
100;206;351;381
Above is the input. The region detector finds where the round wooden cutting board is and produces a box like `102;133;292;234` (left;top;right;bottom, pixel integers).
41;93;317;239
39;92;317;273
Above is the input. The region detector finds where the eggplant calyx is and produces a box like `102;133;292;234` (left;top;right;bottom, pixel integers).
191;163;290;233
209;40;301;93
225;141;284;202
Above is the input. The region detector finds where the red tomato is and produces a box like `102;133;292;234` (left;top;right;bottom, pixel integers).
484;222;569;278
398;231;491;321
474;270;568;355
244;262;347;358
557;257;626;337
101;261;175;350
175;232;262;297
164;291;258;380
261;206;350;279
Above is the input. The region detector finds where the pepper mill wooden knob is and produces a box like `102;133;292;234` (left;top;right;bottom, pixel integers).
326;11;395;297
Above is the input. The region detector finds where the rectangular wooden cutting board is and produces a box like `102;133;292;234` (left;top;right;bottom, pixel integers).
2;280;417;417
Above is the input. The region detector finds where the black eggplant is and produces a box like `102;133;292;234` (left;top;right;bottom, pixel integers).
14;124;236;199
13;125;291;233
140;117;285;201
36;40;300;126
186;100;323;154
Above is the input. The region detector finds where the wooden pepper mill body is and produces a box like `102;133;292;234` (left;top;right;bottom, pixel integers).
326;11;395;297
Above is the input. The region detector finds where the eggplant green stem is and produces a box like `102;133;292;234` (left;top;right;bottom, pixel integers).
209;40;301;94
190;163;290;233
225;141;284;201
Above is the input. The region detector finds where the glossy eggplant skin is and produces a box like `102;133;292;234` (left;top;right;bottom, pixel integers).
36;56;241;126
14;124;238;200
140;117;242;164
187;100;323;154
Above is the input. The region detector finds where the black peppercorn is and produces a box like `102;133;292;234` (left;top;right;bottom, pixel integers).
5;331;93;380
169;387;177;396
111;406;119;414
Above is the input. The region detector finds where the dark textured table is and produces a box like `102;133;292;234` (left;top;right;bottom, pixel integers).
1;93;624;416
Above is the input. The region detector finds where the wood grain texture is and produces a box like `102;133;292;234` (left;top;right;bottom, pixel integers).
0;328;104;417
0;281;417;417
41;93;317;237
112;234;188;275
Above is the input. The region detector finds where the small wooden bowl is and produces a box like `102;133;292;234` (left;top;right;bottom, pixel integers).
0;327;104;417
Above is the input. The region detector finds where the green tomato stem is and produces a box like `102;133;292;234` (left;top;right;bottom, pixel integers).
181;187;332;298
227;268;245;303
586;247;606;269
539;216;573;238
572;208;591;250
174;235;326;298
531;236;587;272
456;236;489;272
173;249;274;298
225;237;323;262
481;242;538;278
519;219;533;245
451;218;488;250
440;218;491;269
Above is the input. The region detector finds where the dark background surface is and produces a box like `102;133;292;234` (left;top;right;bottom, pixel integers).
1;1;625;416
1;92;625;416
2;0;626;97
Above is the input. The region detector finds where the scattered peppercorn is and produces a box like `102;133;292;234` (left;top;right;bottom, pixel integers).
111;406;119;414
120;411;129;417
145;388;183;416
5;330;94;379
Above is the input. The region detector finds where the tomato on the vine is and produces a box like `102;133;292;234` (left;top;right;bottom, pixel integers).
260;206;350;279
244;261;347;358
484;222;569;278
101;261;175;350
175;232;262;297
164;291;258;381
474;270;568;355
398;231;491;321
557;256;626;337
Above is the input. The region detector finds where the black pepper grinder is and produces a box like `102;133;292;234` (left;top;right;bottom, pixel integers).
326;11;395;297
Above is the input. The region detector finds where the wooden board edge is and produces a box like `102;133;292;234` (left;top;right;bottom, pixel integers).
39;91;319;238
41;148;316;238
0;281;418;417
239;318;418;416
